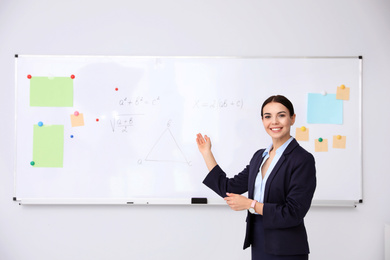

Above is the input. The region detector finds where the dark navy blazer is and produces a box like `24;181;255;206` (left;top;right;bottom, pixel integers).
203;138;316;255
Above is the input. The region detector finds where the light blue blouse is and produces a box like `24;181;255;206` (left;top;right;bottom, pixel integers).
253;136;294;204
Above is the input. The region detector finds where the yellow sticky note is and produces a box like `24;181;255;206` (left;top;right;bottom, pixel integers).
333;135;346;149
70;113;85;127
295;127;309;141
336;85;350;100
315;138;328;152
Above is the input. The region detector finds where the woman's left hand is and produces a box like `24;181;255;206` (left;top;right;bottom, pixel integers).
224;193;251;211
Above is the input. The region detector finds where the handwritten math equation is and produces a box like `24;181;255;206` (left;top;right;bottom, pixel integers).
118;96;161;106
110;114;143;133
193;99;244;109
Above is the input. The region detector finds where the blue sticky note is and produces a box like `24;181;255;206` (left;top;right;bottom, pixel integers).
307;93;343;124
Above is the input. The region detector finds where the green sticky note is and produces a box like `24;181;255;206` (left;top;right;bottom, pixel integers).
30;77;73;107
33;125;64;167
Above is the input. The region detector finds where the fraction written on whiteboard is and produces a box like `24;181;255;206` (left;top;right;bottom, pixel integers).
110;114;144;132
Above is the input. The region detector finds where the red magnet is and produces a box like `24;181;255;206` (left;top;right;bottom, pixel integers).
74;111;79;116
27;75;32;79
96;118;99;122
115;88;119;91
70;75;75;79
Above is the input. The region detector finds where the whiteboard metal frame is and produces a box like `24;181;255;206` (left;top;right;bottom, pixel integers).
13;55;20;200
15;54;361;60
15;198;360;207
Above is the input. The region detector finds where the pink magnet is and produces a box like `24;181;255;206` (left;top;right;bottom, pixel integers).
74;111;79;116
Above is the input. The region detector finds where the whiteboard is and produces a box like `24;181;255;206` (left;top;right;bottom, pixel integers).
14;55;362;205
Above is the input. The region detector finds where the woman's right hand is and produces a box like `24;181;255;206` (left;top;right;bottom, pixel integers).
196;133;212;154
196;133;217;171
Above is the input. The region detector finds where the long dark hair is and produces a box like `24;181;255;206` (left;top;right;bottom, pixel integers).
261;95;295;118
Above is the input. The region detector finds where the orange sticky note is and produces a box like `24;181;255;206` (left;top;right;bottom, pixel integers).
295;127;309;141
315;138;328;152
333;135;346;149
336;85;350;100
70;113;85;127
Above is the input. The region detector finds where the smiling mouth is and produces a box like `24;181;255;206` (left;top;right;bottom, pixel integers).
270;127;282;131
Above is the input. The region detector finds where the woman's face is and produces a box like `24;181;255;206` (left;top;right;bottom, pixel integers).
262;102;296;143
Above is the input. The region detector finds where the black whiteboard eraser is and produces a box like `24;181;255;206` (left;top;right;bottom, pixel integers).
191;198;207;204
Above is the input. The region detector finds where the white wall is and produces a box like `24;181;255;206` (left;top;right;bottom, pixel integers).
1;1;389;259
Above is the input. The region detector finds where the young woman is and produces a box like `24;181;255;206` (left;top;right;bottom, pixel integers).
196;95;316;260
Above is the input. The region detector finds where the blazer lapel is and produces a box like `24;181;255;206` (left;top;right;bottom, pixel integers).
263;139;299;202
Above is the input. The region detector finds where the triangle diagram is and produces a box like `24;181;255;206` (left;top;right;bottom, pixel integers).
145;128;189;164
